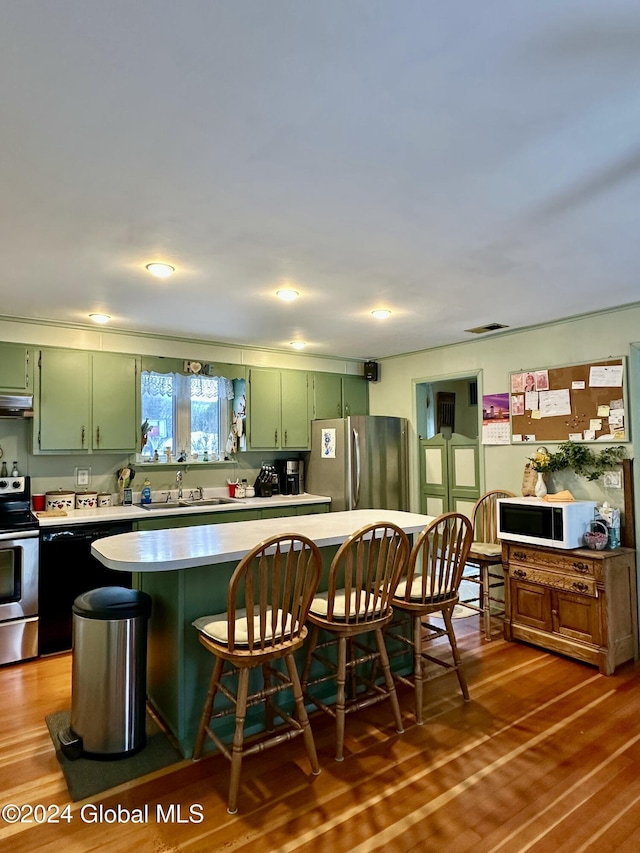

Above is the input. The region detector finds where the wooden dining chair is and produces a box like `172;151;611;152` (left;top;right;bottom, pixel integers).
192;532;322;814
462;489;515;639
301;521;410;762
389;512;473;724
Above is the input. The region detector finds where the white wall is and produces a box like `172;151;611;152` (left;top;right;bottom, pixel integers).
369;305;640;526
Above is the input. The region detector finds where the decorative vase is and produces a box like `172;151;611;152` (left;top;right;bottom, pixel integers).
534;472;547;499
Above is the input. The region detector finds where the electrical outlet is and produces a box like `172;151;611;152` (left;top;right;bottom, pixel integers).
603;471;622;489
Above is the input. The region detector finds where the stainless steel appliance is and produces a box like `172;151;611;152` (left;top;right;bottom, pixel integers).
306;416;409;512
276;459;304;495
0;476;39;665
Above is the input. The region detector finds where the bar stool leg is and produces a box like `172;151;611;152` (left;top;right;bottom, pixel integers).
193;655;224;759
481;561;492;640
442;606;470;700
284;653;320;775
374;627;404;734
412;614;425;725
335;636;348;762
228;667;250;815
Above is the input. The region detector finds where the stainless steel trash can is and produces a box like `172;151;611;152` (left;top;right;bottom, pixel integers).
65;586;152;759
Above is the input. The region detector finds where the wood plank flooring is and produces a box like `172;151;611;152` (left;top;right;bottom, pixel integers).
2;617;640;852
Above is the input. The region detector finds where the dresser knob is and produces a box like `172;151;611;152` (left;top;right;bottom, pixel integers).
572;562;590;573
513;551;528;561
513;568;527;579
572;581;589;593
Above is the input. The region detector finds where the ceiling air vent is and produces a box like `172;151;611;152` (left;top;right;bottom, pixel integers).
464;322;509;334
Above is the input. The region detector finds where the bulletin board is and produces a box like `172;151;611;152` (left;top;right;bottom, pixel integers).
509;357;628;444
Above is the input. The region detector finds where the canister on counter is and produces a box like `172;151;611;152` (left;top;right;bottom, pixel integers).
45;490;75;511
75;491;98;509
97;493;112;507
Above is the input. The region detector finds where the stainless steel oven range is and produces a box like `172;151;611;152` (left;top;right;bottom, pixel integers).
0;476;39;666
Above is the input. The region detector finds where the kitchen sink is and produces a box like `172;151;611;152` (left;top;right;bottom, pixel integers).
140;497;239;511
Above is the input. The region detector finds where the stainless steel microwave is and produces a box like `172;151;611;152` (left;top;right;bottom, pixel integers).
497;497;598;550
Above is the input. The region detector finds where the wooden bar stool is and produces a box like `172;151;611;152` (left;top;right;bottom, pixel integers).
301;521;410;762
463;489;515;639
389;512;473;724
192;533;322;814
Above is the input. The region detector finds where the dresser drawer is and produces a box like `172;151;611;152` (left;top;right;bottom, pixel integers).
508;565;597;596
505;545;597;578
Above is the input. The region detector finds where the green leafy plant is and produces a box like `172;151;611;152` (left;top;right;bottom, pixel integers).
533;441;626;481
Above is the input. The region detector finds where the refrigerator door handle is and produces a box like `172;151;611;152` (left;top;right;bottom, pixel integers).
352;427;361;508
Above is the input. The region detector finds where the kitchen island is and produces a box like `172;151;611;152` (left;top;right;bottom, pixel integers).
92;509;433;756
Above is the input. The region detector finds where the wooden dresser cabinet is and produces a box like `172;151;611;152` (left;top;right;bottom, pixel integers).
503;542;638;675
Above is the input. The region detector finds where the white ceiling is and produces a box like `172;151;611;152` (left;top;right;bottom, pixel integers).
1;1;639;361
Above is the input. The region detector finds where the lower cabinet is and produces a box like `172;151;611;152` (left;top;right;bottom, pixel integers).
503;542;638;675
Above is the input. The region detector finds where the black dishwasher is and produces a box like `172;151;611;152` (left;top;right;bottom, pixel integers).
39;521;133;656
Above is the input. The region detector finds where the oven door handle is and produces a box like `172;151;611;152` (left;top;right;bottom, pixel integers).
0;530;39;543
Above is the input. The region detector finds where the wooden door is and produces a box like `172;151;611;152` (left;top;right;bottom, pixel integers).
419;432;480;517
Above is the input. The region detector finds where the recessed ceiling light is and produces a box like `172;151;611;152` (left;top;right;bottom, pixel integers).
290;341;306;350
89;313;111;325
146;263;175;278
276;289;299;302
371;309;392;320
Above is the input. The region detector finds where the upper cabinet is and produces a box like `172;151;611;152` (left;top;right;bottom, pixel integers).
312;372;369;419
0;343;31;393
36;349;139;453
247;368;311;450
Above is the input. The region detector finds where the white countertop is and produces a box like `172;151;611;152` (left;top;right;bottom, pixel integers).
36;492;331;527
91;509;435;572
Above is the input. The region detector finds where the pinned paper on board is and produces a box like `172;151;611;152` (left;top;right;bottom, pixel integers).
589;365;623;387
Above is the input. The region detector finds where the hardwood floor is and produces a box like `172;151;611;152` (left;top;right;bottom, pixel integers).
2;617;640;852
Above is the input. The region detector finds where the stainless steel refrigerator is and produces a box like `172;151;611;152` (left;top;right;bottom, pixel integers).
306;416;409;512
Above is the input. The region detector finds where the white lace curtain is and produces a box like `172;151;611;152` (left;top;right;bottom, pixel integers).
141;372;235;399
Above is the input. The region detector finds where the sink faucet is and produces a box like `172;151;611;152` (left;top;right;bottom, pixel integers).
176;470;183;499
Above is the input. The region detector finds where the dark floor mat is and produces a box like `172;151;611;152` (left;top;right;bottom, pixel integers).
45;709;183;801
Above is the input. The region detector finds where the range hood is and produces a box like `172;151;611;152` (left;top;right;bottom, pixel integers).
0;394;34;418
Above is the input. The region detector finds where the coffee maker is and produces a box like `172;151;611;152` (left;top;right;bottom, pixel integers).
277;459;304;495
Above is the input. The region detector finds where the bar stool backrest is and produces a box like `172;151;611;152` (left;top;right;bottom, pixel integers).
325;522;410;623
400;512;473;604
472;490;515;545
226;534;322;653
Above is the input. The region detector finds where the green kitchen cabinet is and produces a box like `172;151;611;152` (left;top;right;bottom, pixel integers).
91;352;139;450
135;509;261;531
342;374;369;416
296;502;330;515
37;348;139;453
247;367;310;450
312;373;343;419
312;372;369;419
0;343;31;393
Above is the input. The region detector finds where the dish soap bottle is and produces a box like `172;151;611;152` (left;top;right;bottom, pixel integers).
141;477;152;506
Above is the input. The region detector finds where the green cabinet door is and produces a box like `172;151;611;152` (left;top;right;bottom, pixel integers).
342;375;368;416
248;368;281;449
92;352;138;451
281;370;309;449
313;373;343;419
39;349;91;451
0;343;30;392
